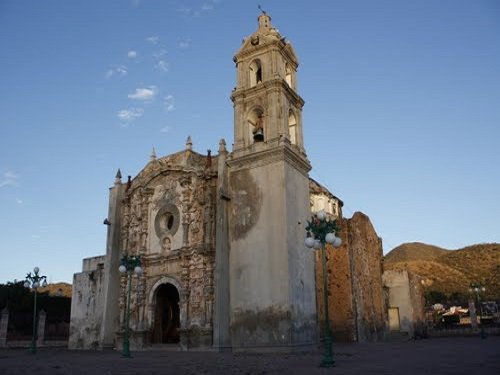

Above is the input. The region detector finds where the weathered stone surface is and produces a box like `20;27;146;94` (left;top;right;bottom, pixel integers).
347;212;387;342
383;269;426;338
68;256;106;349
315;212;387;342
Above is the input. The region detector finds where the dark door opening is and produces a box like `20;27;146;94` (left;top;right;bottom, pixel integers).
152;283;180;343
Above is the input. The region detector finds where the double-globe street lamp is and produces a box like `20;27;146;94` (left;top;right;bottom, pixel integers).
23;267;48;354
304;209;342;368
469;283;486;339
119;254;143;358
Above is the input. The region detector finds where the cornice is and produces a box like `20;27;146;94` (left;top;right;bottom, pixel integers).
231;79;304;108
227;144;311;177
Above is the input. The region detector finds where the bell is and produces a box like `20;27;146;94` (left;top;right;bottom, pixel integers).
253;128;264;142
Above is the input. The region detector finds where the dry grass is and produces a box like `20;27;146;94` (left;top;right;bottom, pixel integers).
384;243;500;300
38;282;72;298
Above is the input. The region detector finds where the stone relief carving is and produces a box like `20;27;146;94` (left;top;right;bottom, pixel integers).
188;252;205;326
153;180;178;208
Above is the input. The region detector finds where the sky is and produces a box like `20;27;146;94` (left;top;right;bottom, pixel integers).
1;0;499;284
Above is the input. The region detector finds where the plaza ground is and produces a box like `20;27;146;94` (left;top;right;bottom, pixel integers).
0;336;499;375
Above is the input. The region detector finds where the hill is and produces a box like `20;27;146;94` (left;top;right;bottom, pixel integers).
38;282;72;298
384;242;450;263
384;243;500;302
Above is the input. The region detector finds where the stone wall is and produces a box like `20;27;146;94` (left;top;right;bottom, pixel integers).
68;256;106;349
316;212;387;342
347;212;386;341
382;269;425;338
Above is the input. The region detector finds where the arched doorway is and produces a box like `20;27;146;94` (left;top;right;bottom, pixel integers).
152;283;180;344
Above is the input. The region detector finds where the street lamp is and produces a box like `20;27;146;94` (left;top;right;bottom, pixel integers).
305;209;342;368
119;254;143;358
469;283;486;339
23;267;48;354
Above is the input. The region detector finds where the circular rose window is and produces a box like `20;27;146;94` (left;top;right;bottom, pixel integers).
154;204;180;239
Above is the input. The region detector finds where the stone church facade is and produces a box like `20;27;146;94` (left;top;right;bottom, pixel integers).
69;13;386;351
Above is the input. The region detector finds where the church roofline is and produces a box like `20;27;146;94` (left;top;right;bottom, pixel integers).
309;177;344;207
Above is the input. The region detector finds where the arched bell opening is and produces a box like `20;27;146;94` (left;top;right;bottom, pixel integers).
249;59;263;88
151;283;180;344
247;108;265;143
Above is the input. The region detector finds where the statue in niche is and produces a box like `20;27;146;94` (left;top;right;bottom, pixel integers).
161;236;171;252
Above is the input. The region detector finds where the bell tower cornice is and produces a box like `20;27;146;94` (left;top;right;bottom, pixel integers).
231;78;304;108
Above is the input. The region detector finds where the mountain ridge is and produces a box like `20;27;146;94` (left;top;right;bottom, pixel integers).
384;242;500;301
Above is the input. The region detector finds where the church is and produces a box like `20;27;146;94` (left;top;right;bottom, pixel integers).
69;12;385;352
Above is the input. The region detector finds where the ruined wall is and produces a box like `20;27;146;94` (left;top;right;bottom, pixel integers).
408;272;425;335
347;212;387;341
315;239;356;341
383;270;425;338
68;256;106;349
316;211;387;342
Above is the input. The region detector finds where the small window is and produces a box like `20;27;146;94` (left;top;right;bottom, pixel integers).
288;110;297;145
249;60;263;87
285;64;293;87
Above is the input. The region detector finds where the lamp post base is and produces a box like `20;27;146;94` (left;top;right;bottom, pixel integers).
320;334;335;367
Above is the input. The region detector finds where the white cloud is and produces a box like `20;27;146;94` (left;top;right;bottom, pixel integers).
155;60;169;72
146;36;160;44
128;50;137;59
202;0;221;11
31;234;41;239
15;198;23;205
0;171;19;188
117;108;144;123
160;125;172;133
153;48;167;58
105;65;128;79
164;95;175;112
201;3;214;10
176;7;192;14
128;86;158;101
179;39;191;49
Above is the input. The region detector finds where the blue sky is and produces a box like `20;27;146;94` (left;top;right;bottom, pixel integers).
1;0;499;284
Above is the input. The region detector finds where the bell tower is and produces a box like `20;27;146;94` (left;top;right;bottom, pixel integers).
226;12;317;351
231;11;306;158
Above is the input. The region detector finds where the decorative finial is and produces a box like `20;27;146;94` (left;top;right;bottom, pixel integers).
150;147;157;161
219;138;227;153
206;149;212;169
258;4;266;14
115;169;122;184
186;136;193;151
126;175;132;191
257;6;271;29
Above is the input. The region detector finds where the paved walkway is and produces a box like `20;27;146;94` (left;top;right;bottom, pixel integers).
0;336;499;374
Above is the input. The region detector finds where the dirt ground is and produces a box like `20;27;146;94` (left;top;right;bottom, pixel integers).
0;336;499;375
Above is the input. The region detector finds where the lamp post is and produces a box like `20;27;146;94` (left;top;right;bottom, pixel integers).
23;267;48;354
119;254;143;358
469;283;486;339
304;209;342;368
